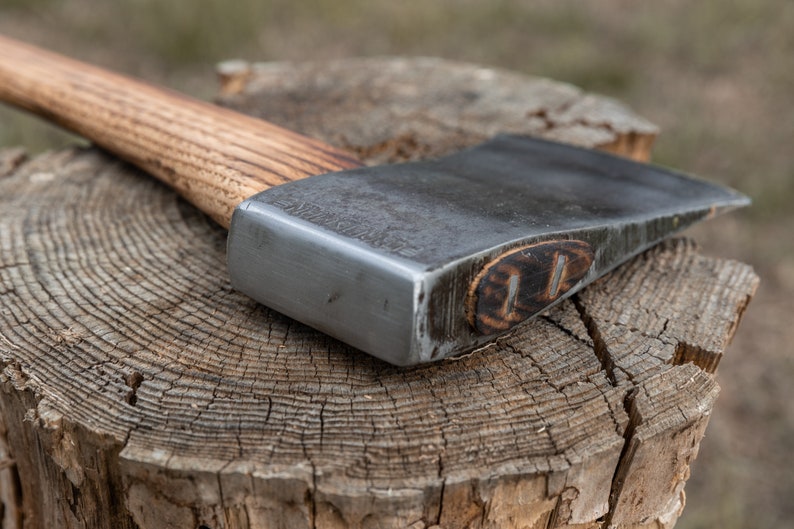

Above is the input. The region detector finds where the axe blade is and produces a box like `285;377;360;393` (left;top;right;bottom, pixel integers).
227;135;748;365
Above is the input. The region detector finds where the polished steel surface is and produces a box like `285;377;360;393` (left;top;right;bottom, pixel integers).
227;135;748;365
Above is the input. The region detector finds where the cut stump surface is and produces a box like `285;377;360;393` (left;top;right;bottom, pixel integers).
0;58;757;529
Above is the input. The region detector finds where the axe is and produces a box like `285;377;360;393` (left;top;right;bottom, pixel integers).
0;36;748;365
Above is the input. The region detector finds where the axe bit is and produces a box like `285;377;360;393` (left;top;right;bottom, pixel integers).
0;36;748;365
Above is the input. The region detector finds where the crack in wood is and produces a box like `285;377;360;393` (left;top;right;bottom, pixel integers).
123;371;144;407
573;297;620;389
309;460;319;529
571;296;637;529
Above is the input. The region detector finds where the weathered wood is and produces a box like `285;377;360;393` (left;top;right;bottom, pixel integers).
215;58;659;164
0;35;361;229
0;59;757;529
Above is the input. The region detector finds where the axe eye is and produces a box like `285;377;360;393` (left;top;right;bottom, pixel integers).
465;240;594;335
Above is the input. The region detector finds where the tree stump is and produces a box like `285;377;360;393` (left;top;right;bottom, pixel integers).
0;58;758;529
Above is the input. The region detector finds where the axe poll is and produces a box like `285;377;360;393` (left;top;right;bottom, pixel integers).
0;36;748;365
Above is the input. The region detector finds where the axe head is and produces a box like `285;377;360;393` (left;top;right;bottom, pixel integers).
227;135;748;365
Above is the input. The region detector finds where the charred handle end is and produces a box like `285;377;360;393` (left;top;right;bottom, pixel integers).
466;240;594;335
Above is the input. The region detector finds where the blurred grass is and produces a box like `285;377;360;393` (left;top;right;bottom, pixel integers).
3;0;791;224
1;1;792;527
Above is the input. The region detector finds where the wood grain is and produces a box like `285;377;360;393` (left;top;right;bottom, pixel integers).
216;58;660;165
0;60;758;529
0;35;361;228
466;240;594;335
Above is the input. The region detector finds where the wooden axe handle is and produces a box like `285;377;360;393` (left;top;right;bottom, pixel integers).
0;35;362;228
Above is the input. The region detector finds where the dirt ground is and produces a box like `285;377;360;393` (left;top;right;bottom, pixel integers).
1;1;791;527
